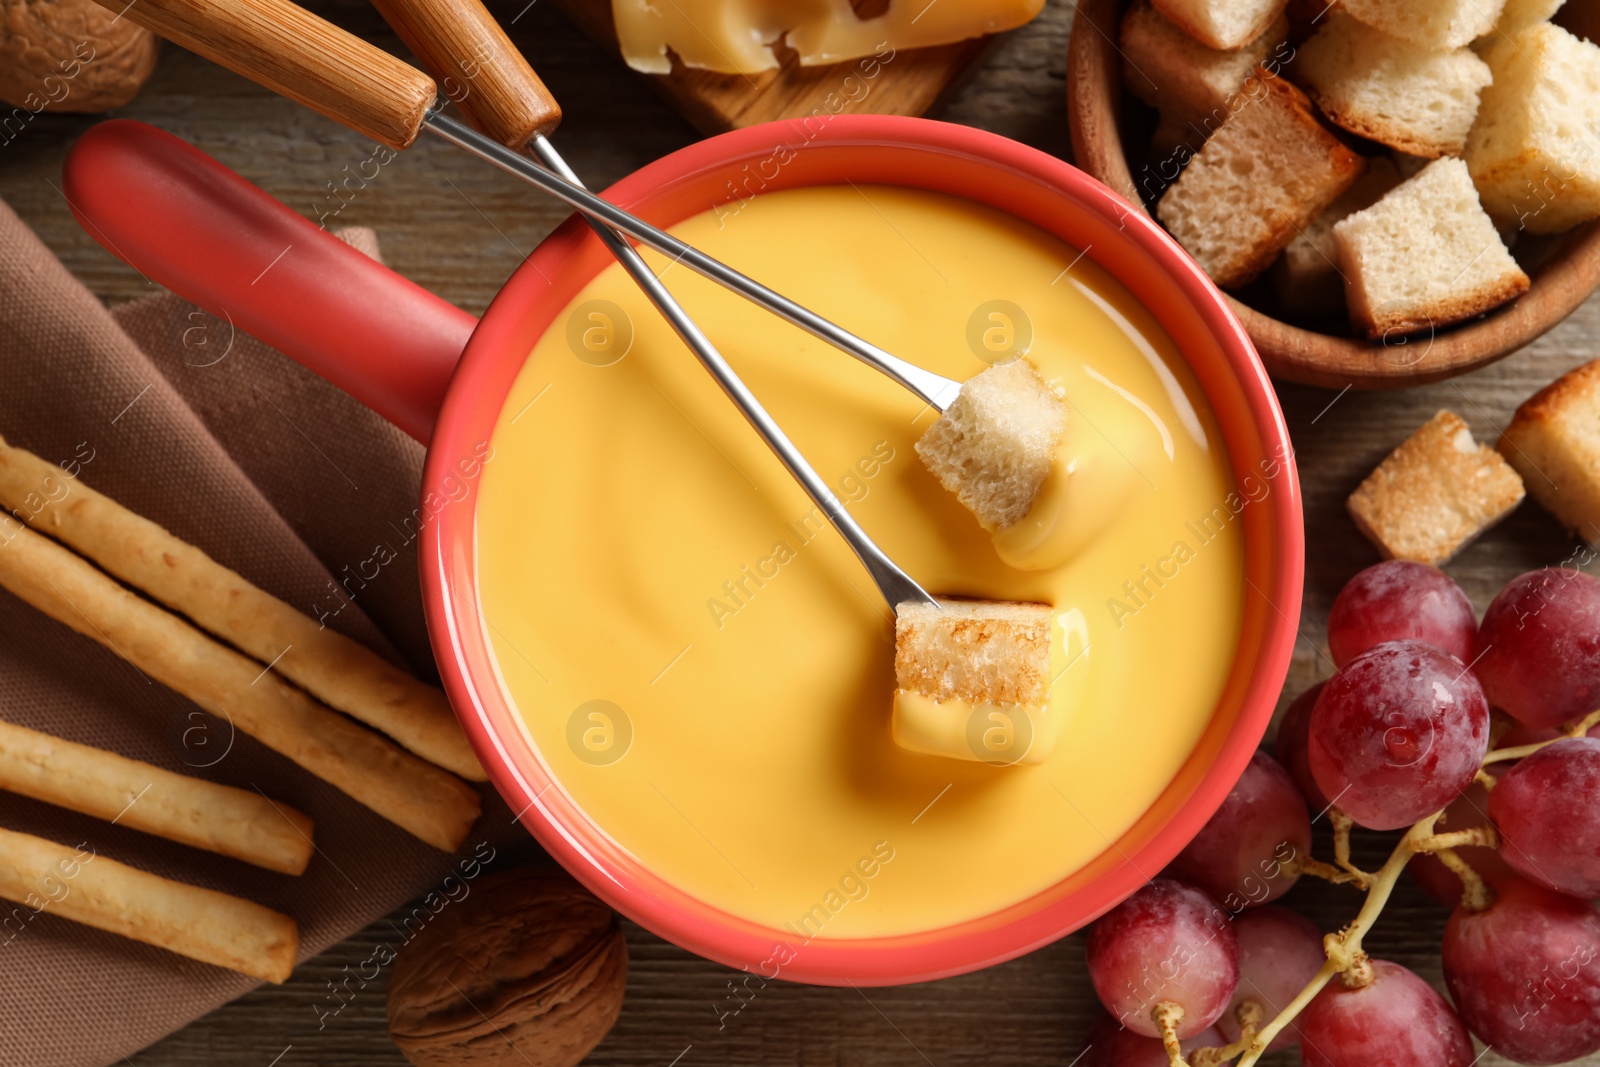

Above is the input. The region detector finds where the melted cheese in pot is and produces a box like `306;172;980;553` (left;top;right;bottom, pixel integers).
476;185;1244;939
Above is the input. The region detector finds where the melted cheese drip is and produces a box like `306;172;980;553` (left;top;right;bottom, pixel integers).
613;0;1047;74
993;366;1176;572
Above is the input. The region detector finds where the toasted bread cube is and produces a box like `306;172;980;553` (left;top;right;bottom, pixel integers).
1274;157;1403;314
1298;12;1493;158
1465;23;1600;233
1333;157;1529;338
894;599;1053;706
1157;69;1365;288
1122;0;1290;126
1492;0;1564;37
892;599;1058;765
1341;0;1507;49
916;359;1066;532
1150;0;1287;49
1348;411;1525;564
1499;360;1600;541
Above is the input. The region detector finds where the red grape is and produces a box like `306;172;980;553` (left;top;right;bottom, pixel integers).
1443;879;1600;1065
1407;778;1516;907
1275;682;1330;811
1328;561;1477;667
1476;568;1600;729
1489;737;1600;898
1214;905;1325;1052
1086;879;1239;1038
1078;1013;1225;1067
1298;960;1474;1067
1308;640;1490;830
1166;751;1311;911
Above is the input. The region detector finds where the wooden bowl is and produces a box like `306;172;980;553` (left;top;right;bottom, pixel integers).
1066;0;1600;390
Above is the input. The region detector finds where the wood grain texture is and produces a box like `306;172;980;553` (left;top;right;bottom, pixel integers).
368;0;561;146
548;0;993;135
3;0;1600;1063
85;0;438;149
1066;0;1600;391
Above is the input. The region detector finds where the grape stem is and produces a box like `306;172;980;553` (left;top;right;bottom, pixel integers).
1329;809;1374;887
1432;847;1493;912
1155;1001;1186;1067
1190;1000;1264;1067
1482;707;1600;765
1230;812;1440;1067
1289;853;1364;886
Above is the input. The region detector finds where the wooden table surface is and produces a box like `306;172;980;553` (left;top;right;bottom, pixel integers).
4;0;1599;1063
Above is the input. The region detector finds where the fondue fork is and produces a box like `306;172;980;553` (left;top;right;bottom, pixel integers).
425;109;965;415
356;0;938;610
84;0;963;415
85;0;940;611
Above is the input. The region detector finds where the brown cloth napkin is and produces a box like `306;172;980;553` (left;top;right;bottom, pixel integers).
0;197;521;1067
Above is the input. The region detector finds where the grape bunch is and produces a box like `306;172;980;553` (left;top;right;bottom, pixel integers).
1077;561;1600;1067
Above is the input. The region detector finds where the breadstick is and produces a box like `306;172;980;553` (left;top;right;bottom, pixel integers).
0;719;314;875
0;826;298;983
0;522;480;851
0;438;483;781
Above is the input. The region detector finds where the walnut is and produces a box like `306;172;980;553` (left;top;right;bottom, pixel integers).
0;0;158;113
387;868;628;1067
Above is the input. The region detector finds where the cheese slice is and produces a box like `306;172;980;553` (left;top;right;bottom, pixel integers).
613;0;1046;75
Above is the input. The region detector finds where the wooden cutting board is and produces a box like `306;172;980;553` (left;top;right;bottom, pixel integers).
547;0;993;134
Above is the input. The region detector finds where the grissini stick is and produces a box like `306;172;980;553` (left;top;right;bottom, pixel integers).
78;0;940;609
0;718;314;875
0;825;299;983
0;521;480;851
0;436;484;782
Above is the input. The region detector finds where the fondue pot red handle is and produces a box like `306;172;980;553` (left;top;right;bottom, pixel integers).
63;120;474;444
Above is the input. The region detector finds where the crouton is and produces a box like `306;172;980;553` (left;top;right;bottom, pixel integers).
1465;22;1600;234
892;599;1056;765
1298;11;1493;158
1498;359;1600;541
1150;0;1288;49
1491;0;1564;38
915;359;1066;532
1273;157;1402;314
1156;69;1365;288
1333;157;1529;338
894;599;1053;707
1340;0;1507;49
1121;0;1290;126
1348;410;1526;564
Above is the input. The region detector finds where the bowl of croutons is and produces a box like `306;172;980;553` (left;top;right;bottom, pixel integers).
1068;0;1600;389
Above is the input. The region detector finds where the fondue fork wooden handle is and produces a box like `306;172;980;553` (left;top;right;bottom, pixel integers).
83;0;436;149
365;0;560;147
